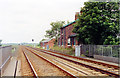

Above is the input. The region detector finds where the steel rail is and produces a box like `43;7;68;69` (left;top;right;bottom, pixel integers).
40;48;119;69
53;59;89;75
27;47;119;77
22;49;39;78
29;46;119;69
24;48;79;78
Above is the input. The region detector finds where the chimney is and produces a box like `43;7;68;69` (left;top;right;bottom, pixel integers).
75;12;79;20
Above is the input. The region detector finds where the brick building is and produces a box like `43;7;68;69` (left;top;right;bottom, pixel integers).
58;12;80;48
40;38;55;49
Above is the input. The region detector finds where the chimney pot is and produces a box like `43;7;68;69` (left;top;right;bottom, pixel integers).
75;12;79;20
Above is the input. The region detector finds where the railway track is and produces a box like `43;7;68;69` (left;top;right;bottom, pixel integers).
26;46;119;77
32;47;119;69
22;49;38;78
21;46;79;77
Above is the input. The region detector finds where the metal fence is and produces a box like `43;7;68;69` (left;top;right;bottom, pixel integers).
81;45;119;58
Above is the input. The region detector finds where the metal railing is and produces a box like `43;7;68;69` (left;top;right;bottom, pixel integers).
81;45;119;58
0;46;12;77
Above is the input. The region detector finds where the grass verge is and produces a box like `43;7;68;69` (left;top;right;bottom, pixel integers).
50;46;75;56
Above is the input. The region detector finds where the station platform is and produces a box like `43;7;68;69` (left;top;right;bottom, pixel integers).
85;57;119;66
2;46;21;77
2;57;21;76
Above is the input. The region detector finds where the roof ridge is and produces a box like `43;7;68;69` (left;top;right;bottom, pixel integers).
61;19;79;28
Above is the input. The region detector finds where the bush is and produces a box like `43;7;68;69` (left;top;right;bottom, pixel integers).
50;46;75;55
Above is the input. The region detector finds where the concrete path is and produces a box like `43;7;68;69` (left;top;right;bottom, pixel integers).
85;57;119;66
2;57;17;76
2;57;21;76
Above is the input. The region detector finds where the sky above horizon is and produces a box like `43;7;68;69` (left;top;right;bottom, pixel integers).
0;0;88;43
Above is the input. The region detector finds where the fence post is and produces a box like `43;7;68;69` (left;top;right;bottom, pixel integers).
94;45;95;56
111;46;112;57
89;45;90;57
102;46;103;56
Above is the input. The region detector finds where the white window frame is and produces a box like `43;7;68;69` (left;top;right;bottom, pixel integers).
67;38;71;46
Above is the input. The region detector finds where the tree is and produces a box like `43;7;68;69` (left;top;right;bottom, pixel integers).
103;36;120;45
45;21;65;44
73;2;119;45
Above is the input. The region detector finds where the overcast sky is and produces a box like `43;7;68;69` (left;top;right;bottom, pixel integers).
0;0;88;43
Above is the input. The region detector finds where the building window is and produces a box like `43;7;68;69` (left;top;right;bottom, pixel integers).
68;38;70;45
70;38;72;46
64;29;66;45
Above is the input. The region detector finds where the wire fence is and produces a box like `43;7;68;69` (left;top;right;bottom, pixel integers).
81;45;119;58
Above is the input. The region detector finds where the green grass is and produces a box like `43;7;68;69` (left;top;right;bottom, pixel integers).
26;44;42;49
1;45;7;47
36;46;42;48
25;44;34;47
50;46;75;56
